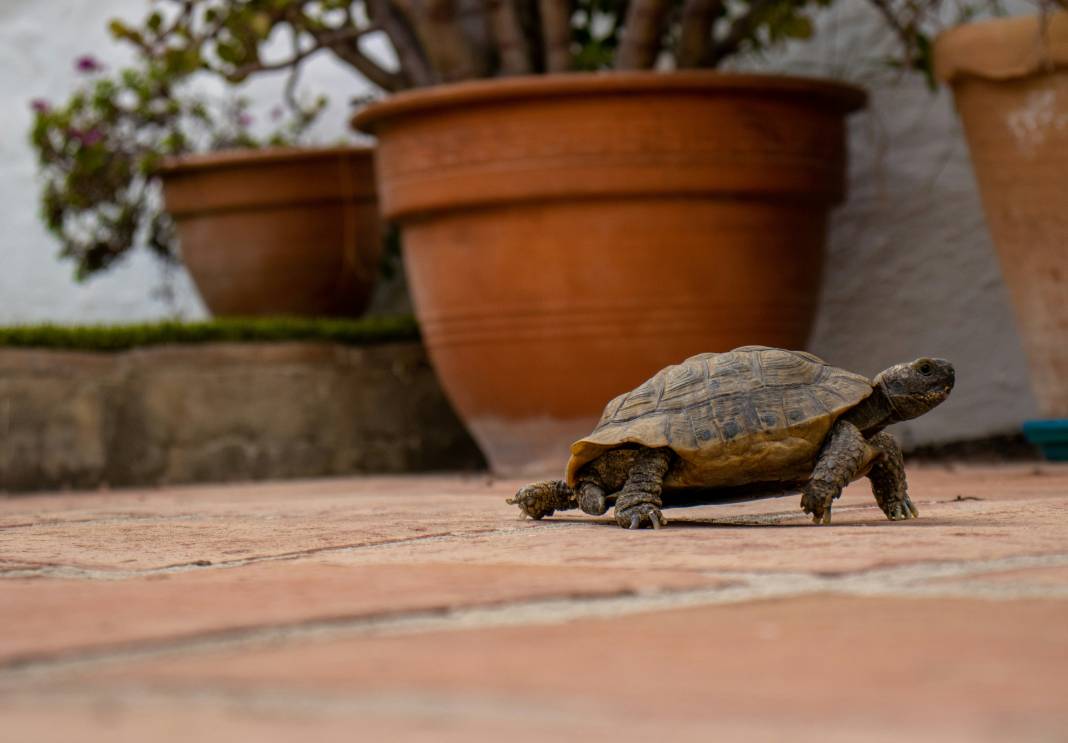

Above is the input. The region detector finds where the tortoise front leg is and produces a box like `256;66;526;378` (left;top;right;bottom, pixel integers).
614;448;672;530
867;431;918;521
802;419;869;525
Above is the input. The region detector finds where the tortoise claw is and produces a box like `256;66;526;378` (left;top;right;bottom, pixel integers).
801;483;838;525
886;498;919;521
616;503;665;530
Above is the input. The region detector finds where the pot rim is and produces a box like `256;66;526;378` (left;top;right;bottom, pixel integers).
157;144;373;175
352;70;867;134
934;10;1068;84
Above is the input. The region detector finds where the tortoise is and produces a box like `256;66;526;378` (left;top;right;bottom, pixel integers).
508;346;954;529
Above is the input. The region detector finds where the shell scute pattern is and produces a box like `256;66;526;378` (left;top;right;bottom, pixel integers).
660;358;706;406
613;379;660;419
567;347;874;488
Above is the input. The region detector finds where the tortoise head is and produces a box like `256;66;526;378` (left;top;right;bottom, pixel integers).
874;358;955;422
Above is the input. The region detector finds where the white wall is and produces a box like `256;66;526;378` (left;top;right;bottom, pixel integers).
0;1;1038;444
0;0;379;323
747;4;1038;446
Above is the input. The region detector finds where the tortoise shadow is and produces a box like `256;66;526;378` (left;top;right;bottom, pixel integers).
544;515;955;529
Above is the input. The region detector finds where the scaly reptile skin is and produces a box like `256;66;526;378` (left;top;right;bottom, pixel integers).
507;479;575;520
614;448;672;529
801;419;869;523
868;431;918;520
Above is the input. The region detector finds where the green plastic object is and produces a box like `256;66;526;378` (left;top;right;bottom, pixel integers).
1023;420;1068;462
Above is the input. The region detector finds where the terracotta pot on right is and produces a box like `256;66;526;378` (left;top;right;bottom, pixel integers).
935;13;1068;416
355;72;865;475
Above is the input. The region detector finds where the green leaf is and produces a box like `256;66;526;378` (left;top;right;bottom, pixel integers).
914;33;937;90
780;15;813;40
250;12;272;38
108;18;130;39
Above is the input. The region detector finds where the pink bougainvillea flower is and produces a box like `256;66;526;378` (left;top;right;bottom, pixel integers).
30;99;51;114
70;128;104;146
237;112;253;127
75;55;103;73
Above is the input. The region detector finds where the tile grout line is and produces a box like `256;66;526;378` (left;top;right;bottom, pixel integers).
0;521;584;580
2;552;1065;684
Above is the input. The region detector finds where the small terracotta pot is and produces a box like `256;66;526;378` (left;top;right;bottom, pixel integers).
935;13;1068;417
159;147;381;317
355;72;865;475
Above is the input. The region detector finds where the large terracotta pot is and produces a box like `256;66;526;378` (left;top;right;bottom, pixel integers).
159;147;381;317
355;72;865;475
935;13;1068;417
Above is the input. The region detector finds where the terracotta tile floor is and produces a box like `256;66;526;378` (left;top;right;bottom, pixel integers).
2;465;1067;742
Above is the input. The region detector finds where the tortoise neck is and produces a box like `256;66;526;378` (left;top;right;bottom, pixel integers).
842;386;896;434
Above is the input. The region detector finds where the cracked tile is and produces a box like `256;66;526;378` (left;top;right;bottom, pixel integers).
0;562;728;665
10;595;1065;743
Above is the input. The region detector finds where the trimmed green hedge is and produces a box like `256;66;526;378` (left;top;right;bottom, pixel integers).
0;315;420;352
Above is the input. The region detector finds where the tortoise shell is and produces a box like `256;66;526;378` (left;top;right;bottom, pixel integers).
566;346;874;489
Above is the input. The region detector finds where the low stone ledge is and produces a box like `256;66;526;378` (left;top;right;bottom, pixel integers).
0;342;484;492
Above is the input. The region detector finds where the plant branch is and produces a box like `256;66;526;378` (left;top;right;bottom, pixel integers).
366;0;436;86
456;0;494;65
539;0;573;71
866;0;921;56
330;36;411;91
392;0;491;81
283;25;305;116
616;0;672;69
676;0;723;68
487;0;534;74
228;24;380;81
286;6;408;91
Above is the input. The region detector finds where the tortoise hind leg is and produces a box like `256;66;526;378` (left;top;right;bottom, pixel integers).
614;448;672;530
575;481;609;516
574;449;637;516
867;431;918;521
508;480;576;520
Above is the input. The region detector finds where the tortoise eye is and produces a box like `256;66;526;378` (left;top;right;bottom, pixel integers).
917;361;933;375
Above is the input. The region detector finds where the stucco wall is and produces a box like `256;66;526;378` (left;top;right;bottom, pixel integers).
0;0;382;323
0;1;1038;445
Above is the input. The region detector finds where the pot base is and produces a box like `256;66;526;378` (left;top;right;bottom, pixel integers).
466;415;597;478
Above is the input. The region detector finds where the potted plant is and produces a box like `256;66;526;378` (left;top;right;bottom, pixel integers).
874;0;1068;454
113;0;865;474
31;55;381;318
